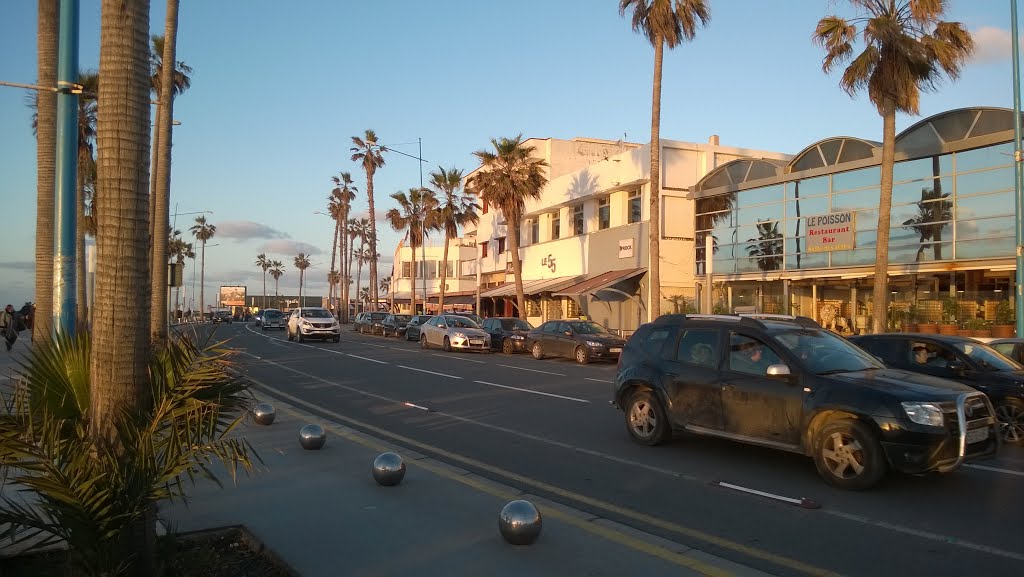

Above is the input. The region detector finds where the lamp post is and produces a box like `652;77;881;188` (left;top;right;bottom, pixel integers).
387;139;430;314
1013;0;1024;337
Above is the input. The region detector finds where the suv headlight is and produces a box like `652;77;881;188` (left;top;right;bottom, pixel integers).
585;340;604;348
901;402;944;427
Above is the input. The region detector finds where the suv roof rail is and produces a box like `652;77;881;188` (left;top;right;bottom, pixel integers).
652;313;821;330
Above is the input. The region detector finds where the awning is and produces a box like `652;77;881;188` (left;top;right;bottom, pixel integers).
428;293;476;305
553;268;646;297
480;275;582;298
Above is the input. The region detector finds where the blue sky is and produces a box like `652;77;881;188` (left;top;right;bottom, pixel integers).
0;1;1016;309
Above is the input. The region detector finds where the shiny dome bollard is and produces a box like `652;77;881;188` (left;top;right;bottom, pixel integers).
498;500;542;545
298;424;326;450
251;403;276;426
371;452;406;486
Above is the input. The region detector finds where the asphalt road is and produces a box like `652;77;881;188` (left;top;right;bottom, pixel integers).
209;321;1024;577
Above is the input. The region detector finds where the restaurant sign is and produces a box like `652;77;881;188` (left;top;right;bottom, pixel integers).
805;212;855;253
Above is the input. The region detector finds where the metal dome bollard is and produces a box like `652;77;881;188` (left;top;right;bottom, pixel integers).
251;403;276;426
371;452;406;486
498;500;542;545
298;424;326;450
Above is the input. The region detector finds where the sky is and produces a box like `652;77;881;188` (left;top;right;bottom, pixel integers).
0;0;1018;310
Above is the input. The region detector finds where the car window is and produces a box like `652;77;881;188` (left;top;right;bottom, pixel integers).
482;319;493;330
568;321;611;335
951;341;1022;372
773;330;883;374
728;333;782;375
394;315;411;322
446;316;479;329
676;328;719;368
501;318;532;331
542;322;559;334
994;343;1016;358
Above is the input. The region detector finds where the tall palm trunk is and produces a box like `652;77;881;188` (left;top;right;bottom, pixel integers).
76;143;89;327
92;1;154;575
439;234;449;313
410;239;418;316
354;247;364;314
262;270;267;310
34;0;58;341
344;226;353;321
330;217;340;310
872;99;897;334
508;211;526;320
647;38;664;321
199;241;206;317
149;0;180;346
367;181;378;310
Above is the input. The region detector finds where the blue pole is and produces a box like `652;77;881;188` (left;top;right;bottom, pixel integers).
53;0;79;336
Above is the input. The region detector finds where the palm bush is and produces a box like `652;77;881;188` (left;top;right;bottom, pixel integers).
0;330;257;576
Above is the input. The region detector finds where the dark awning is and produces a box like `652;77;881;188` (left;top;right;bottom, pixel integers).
553;268;646;297
428;294;476;305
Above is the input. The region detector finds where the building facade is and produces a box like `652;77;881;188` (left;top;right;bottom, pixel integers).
389;238;477;314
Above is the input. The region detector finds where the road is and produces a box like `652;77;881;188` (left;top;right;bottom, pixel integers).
212;321;1024;577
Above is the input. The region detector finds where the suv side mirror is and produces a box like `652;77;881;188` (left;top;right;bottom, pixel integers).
766;363;792;377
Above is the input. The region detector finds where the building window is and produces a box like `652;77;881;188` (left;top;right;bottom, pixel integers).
497;237;506;253
628;190;641;224
480;242;488;258
482;200;488;215
402;261;412;278
573;205;584;236
531;219;540;245
551;212;561;240
598;197;611;230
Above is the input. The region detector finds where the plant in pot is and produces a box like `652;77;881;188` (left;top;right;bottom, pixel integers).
887;302;908;332
939;297;960;335
904;303;919;332
993;300;1015;338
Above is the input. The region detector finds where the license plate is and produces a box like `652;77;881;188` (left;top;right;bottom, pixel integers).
470;340;483;345
609;347;622;353
966;427;989;444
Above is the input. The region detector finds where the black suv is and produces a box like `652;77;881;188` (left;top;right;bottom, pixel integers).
850;333;1024;445
614;314;999;490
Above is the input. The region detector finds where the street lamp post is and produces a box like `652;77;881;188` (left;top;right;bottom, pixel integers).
387;138;430;314
1013;0;1024;337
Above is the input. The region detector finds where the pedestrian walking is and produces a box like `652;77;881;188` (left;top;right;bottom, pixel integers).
2;304;18;351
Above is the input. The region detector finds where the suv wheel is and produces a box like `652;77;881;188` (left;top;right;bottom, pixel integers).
575;346;589;365
995;398;1024;445
813;419;887;490
625;389;670;445
501;339;514;355
531;343;544;360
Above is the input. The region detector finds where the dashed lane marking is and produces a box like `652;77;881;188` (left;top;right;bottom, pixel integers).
433;353;485;364
397;365;462;379
473;380;589;403
497;364;566;376
586;377;614;384
346;353;387;364
964;463;1024;477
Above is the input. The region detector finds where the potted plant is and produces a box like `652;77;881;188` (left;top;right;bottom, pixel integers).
905;304;919;332
916;321;939;334
939;297;960;335
992;300;1015;338
965;317;991;338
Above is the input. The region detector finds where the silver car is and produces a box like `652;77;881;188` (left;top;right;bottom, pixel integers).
420;314;490;352
287;307;341;343
260;308;285;331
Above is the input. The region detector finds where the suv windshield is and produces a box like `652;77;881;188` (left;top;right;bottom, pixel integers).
263;310;282;319
772;329;883;375
300;308;332;318
501;319;532;331
569;321;612;335
952;341;1022;372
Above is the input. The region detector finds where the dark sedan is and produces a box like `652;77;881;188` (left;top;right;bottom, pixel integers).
527;319;626;364
355;311;388;335
851;333;1024;444
482;317;533;354
404;315;433;341
382;314;412;338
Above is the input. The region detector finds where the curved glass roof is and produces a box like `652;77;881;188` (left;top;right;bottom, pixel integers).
788;137;879;173
693;158;788;192
896;107;1016;155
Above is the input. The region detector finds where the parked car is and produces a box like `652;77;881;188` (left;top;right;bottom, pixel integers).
382;314;412;338
420;314;490;352
404;315;433;342
990;337;1024;364
260;308;285;331
482;317;533;354
354;312;388;335
527;320;625;364
614;314;999;490
286;307;341;343
850;333;1024;445
212;310;233;324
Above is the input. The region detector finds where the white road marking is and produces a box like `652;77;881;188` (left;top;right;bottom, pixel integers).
397;365;462;379
403;401;431;411
346;353;387;364
391;346;412;351
964;463;1024;477
433;353;485;364
360;342;389;348
715;481;819;509
474;380;589;403
586;378;614;384
497;364;566;376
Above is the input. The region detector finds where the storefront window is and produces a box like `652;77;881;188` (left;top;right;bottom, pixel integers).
786;196;829;219
893;154;952;181
955;237;1014;259
956;190;1013;219
787;176;828;199
955;142;1012;173
831;187;880;212
891;177;952;204
737;184;784;206
734;202;784;225
956;216;1014;240
956;167;1013;197
832;166;880;193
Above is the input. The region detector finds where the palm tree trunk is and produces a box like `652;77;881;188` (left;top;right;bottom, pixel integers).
76;144;89;327
411;239;418;316
34;0;58;341
439;232;450;313
508;214;527;320
262;270;267;310
92;1;154;574
647;38;664;321
199;241;205;318
354;250;363;315
872;100;897;334
330;217;340;310
367;179;378;311
344;226;354;321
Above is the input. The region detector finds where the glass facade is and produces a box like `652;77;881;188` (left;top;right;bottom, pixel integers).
696;142;1014;275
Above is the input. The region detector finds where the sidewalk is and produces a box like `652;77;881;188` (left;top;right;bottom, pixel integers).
0;340;773;577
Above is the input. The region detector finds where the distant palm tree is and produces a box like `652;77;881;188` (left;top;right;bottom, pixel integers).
467;136;548;320
386;188;439;316
620;0;710;320
33;0;58;341
330;172;357;320
359;286;370;307
745;220;784;272
269;260;285;309
814;0;972;332
903;182;953;262
294;253;311;305
429;166;479;314
379;275;391;300
255;253;270;309
349;217;373;314
168;231;194;319
190;215;216;317
351;130;386;310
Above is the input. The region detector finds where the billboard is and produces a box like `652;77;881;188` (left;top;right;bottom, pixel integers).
805;212;855;253
219;285;246;307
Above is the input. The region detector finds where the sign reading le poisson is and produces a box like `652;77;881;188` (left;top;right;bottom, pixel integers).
805;212;855;253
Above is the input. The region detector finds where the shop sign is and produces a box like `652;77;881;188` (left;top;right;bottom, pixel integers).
805;212;855;253
618;238;634;259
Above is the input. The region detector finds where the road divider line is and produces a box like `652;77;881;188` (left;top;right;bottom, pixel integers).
473;381;589;403
359;342;389;348
346;353;388;364
433;353;485;364
397;365;462;379
403;401;431;411
585;378;614;384
714;481;820;509
497;364;566;376
964;463;1024;477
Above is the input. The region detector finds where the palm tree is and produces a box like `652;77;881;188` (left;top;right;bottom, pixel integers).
814;0;973;333
351;130;386;310
620;0;711;320
294;253;311;305
269;260;284;309
467;136;548;320
352;246;369;315
379;275;392;301
33;0;58;341
255;253;270;309
745;220;784;272
429;166;479;314
330;172;357;320
349;217;373;314
359;286;371;308
91;0;156;571
168;232;194;319
190;215;216;318
386;188;439;316
903;182;953;262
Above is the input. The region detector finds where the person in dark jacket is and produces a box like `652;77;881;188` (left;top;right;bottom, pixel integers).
2;304;17;351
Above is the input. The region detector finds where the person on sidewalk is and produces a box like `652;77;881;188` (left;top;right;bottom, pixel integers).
2;304;18;351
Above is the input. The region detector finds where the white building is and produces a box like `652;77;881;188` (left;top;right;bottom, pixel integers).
389;237;477;314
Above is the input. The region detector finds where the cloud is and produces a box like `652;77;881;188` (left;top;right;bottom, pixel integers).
0;261;36;271
349;210;389;224
971;26;1017;63
259;239;323;256
215;221;291;241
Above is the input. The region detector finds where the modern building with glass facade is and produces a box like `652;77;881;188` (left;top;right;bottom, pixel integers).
692;107;1017;332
